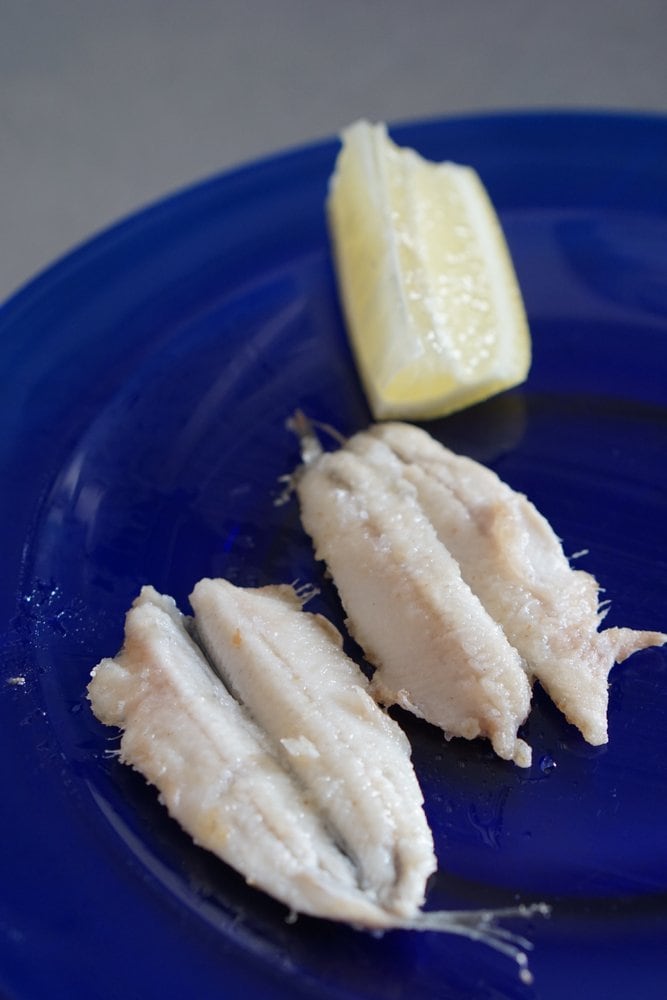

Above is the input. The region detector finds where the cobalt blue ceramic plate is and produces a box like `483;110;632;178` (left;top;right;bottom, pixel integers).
1;112;666;1000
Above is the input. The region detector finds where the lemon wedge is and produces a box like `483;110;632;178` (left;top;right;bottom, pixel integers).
327;120;531;421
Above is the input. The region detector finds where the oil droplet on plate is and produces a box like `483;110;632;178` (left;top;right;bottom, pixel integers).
539;753;557;775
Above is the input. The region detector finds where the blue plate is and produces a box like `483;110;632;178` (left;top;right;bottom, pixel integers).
2;112;667;1000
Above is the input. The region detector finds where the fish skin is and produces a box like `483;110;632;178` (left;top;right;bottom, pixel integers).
87;585;396;926
369;421;667;745
189;577;437;920
295;437;533;767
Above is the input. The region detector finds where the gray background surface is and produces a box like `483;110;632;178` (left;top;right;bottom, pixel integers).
2;0;667;304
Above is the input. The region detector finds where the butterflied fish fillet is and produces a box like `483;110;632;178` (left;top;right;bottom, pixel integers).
367;421;667;745
190;578;436;919
294;430;533;767
87;586;394;926
87;585;549;971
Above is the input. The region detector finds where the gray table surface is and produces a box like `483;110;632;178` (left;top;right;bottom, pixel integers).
2;0;667;305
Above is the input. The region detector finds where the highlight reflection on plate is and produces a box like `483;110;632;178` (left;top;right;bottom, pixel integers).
1;112;667;1000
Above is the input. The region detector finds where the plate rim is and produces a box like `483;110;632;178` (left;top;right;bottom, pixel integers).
3;105;667;318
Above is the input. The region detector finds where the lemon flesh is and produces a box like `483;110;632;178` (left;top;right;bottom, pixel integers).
327;120;531;421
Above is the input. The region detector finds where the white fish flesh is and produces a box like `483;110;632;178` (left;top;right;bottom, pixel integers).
87;588;548;974
367;421;667;745
294;426;534;767
87;586;393;926
189;578;436;919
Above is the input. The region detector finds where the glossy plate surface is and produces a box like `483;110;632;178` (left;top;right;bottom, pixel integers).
1;112;666;1000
